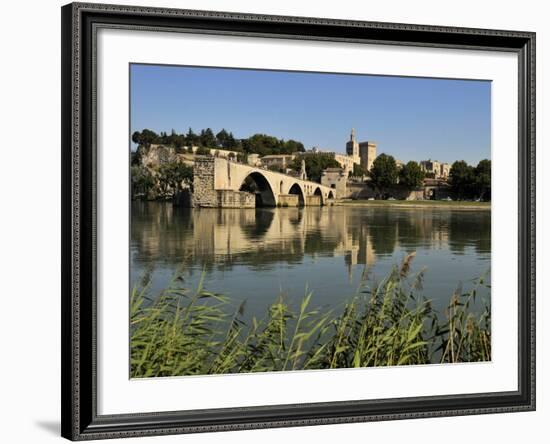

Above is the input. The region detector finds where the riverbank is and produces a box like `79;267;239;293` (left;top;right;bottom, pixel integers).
337;199;491;210
130;259;491;378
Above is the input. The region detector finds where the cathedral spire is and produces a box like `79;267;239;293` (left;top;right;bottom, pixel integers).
350;128;356;142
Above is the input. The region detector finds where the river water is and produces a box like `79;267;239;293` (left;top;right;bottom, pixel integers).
130;202;491;318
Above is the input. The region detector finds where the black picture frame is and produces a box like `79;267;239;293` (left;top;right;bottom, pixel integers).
61;2;536;440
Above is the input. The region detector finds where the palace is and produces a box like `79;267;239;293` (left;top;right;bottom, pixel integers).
260;129;377;175
345;128;377;173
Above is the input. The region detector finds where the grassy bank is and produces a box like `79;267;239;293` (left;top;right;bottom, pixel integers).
338;199;491;210
130;256;491;378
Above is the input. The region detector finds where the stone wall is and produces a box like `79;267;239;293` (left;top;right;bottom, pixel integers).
217;190;255;208
137;144;178;168
278;194;300;207
321;169;347;198
346;183;426;200
193;157;218;207
306;195;322;206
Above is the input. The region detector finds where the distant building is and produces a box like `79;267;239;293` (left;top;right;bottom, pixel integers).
304;129;377;175
321;168;347;199
440;162;451;178
302;148;356;174
260;154;295;170
420;160;451;179
359;141;377;173
247;153;261;167
257;128;377;177
420;159;451;179
345;128;360;164
345;128;377;173
333;153;356;173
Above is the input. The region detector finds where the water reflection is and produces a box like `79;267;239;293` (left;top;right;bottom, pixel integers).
131;203;491;316
132;203;490;267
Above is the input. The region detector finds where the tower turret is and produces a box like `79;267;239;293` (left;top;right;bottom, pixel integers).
346;128;359;161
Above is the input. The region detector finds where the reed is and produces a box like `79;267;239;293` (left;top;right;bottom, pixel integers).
130;255;491;378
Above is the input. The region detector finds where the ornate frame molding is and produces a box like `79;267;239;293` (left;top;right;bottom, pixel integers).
61;2;535;440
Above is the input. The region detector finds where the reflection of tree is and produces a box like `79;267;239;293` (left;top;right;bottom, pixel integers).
303;228;338;256
131;202;194;263
367;211;399;257
448;211;491;255
396;210;429;247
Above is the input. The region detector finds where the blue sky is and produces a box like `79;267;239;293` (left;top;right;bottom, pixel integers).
130;64;491;165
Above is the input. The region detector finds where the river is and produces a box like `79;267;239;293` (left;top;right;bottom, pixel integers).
130;202;491;319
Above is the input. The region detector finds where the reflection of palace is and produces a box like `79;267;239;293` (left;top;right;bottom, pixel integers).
131;204;491;276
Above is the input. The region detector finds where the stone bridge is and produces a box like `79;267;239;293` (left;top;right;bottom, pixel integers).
193;157;336;208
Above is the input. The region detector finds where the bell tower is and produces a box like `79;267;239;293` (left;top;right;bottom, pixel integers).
346;128;359;162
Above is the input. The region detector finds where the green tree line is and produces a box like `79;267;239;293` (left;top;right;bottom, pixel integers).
366;153;491;200
367;154;425;197
132;128;305;156
449;159;491;200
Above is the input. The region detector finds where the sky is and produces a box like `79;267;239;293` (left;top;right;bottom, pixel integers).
130;64;491;165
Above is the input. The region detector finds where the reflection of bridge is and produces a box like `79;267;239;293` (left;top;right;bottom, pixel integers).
193;157;335;208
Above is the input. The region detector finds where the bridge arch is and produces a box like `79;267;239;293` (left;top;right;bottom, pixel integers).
239;171;277;207
327;190;335;200
313;186;325;205
288;183;305;206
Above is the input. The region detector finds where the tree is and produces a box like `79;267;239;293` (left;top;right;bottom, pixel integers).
131;129;160;147
266;163;283;172
185;128;199;147
130;150;141;166
289;154;340;183
133;128;302;156
237;152;248;164
130;165;155;199
166;129;185;149
399;161;425;190
449;160;475;199
474;159;491;200
226;132;242;151
242;134;282;156
199;128;217;148
368;153;398;197
157;163;194;196
282;139;305;153
351;163;367;178
215;129;241;151
195;146;211;156
216;129;230;148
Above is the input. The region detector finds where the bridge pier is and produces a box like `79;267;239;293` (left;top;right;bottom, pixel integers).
278;194;302;207
305;195;323;206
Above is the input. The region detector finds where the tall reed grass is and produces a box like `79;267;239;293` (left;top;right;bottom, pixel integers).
130;254;490;378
